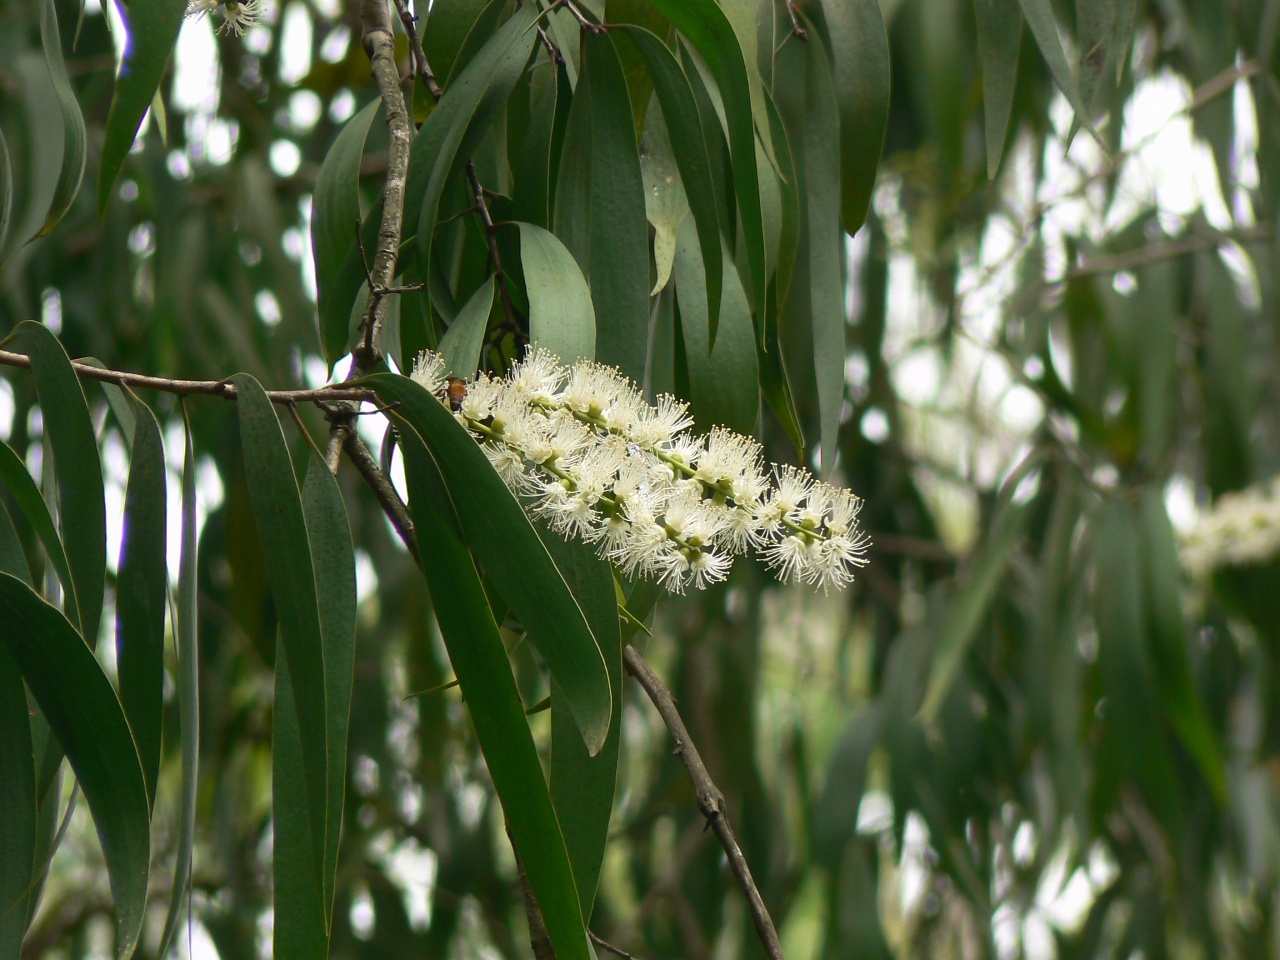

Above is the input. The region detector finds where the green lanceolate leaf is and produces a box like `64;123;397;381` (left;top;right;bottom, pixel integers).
398;430;592;960
156;409;200;960
97;0;187;213
518;223;596;364
802;26;846;477
974;0;1022;179
673;219;759;436
438;275;495;378
0;441;75;625
512;61;561;229
817;0;890;233
366;374;613;755
300;452;357;923
0;498;29;584
0;639;36;960
313;99;380;364
232;374;329;893
6;322;105;645
545;531;621;917
553;31;650;385
1015;0;1101;145
35;0;86;236
115;394;166;809
0;127;13;256
640;96;689;298
645;0;768;327
813;701;884;869
0;575;149;960
619;26;723;339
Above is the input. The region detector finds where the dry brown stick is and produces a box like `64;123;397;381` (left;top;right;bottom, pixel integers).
620;644;786;960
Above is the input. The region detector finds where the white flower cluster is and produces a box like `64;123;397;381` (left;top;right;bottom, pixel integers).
184;0;263;36
410;348;871;593
1181;476;1280;579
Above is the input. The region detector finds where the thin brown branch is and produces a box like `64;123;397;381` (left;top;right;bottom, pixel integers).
0;348;374;404
392;0;444;101
590;932;644;960
1064;224;1273;279
465;160;523;333
536;24;565;64
341;431;420;563
621;645;786;960
508;823;557;960
549;0;606;35
782;0;807;40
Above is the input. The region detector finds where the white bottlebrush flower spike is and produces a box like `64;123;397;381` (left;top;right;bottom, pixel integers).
410;348;871;593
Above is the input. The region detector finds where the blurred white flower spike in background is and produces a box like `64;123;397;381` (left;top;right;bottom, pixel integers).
410;348;871;593
185;0;263;36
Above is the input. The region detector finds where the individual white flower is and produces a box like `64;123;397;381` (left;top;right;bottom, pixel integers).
762;534;815;584
184;0;221;17
508;347;564;403
629;394;693;448
217;0;262;35
687;548;733;590
410;350;447;396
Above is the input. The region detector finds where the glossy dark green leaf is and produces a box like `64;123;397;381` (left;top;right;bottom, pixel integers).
6;322;105;644
313;99;379;364
0;127;12;255
300;451;357;921
35;0;86;235
232;374;328;891
96;0;186;214
644;0;767;324
0;442;70;607
552;31;650;384
398;430;592;960
430;0;503;88
438;275;494;377
974;0;1022;179
546;531;621;917
115;394;166;810
365;374;613;754
0;640;36;960
156;409;200;960
619;26;723;338
0;575;149;960
801;26;845;477
673;219;759;436
1136;489;1225;803
518;223;596;364
817;0;890;233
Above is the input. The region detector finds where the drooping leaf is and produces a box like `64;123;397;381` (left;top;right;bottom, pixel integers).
365;374;613;755
0;498;28;585
511;61;562;229
640;95;689;297
35;0;86;235
300;452;357;921
438;275;494;378
546;531;621;917
1015;0;1102;144
619;26;724;338
0;441;75;623
398;429;592;960
96;0;186;213
673;220;759;436
813;701;884;869
232;374;329;893
817;0;890;232
313;99;380;363
518;223;596;364
0;639;36;960
156;408;200;960
0;575;150;960
974;0;1022;179
553;31;651;384
0;127;12;255
115;393;167;809
6;322;105;645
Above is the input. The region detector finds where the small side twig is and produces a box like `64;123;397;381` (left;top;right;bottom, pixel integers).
341;431;419;564
590;931;644;960
621;644;786;960
782;0;807;39
464;160;523;334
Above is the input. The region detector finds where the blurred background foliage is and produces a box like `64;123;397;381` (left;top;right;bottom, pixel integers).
3;0;1280;957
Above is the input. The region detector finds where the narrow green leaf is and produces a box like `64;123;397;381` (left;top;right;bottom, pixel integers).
801;28;845;477
1014;0;1102;145
518;223;596;364
547;532;621;917
619;26;723;338
6;322;105;644
300;452;357;922
0;441;76;627
438;275;495;378
0;575;149;960
0;498;29;585
640;96;689;298
366;374;613;755
398;430;592;960
817;0;890;233
115;394;166;810
232;374;328;893
1074;0;1114;117
35;0;86;235
553;31;650;384
673;220;759;436
974;0;1022;180
643;0;769;325
813;701;883;869
0;640;36;960
431;0;503;88
97;0;187;213
512;61;561;229
156;409;200;960
0;127;13;255
273;646;330;960
920;502;1028;724
313;99;380;364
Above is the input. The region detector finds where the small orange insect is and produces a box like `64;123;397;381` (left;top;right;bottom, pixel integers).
444;376;468;412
